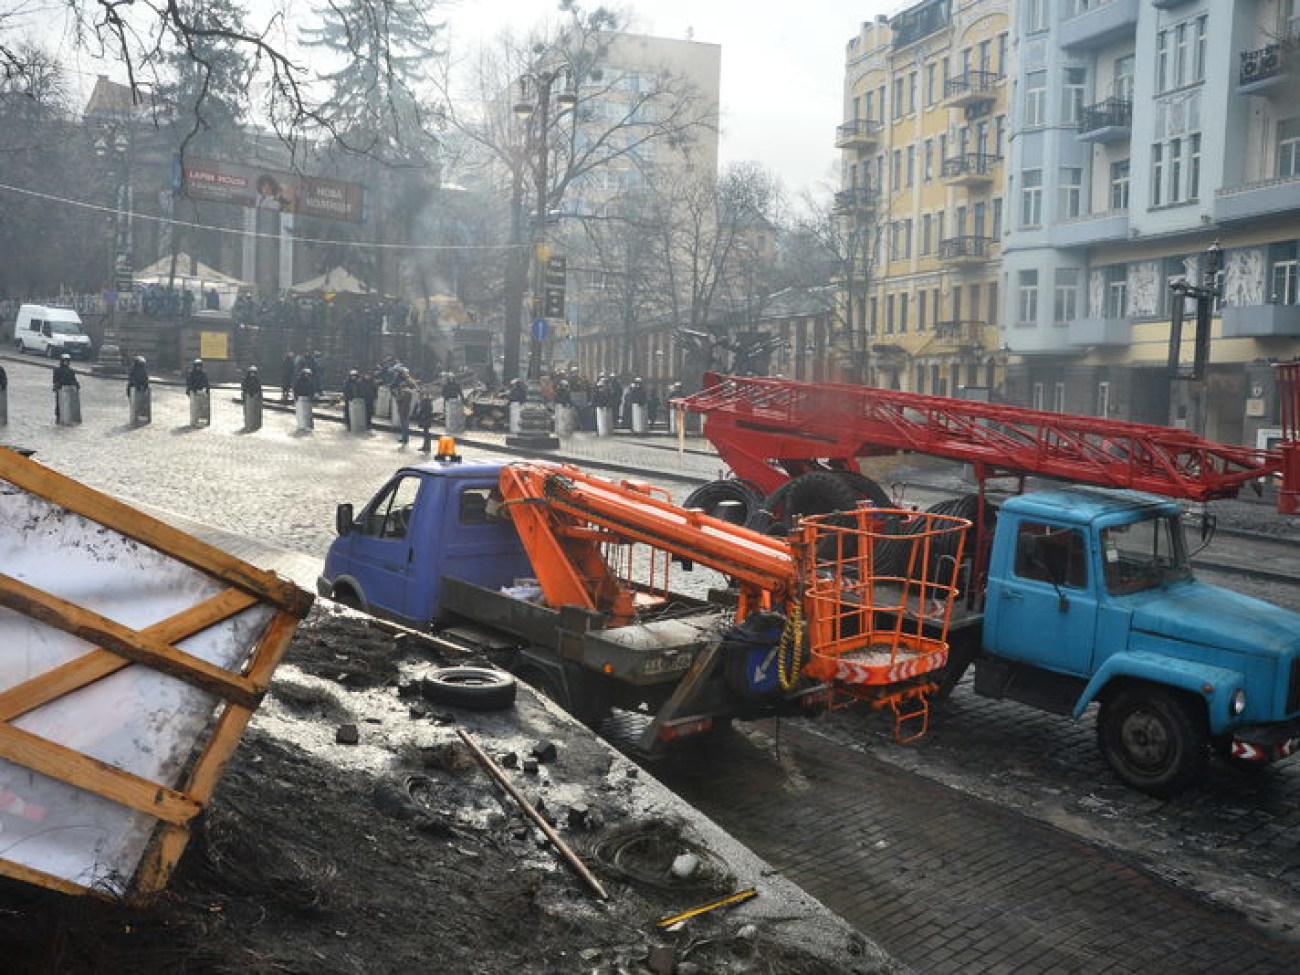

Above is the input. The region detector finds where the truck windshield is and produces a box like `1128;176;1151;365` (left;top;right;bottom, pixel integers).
1101;515;1191;594
49;321;81;334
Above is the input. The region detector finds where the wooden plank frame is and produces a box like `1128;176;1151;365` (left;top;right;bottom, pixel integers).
0;448;313;899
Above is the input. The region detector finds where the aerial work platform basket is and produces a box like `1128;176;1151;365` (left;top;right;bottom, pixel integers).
796;506;969;742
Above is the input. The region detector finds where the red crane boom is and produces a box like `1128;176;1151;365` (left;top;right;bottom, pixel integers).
679;369;1300;512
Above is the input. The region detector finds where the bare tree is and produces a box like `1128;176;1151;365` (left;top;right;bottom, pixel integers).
637;162;784;384
432;2;718;381
791;188;882;383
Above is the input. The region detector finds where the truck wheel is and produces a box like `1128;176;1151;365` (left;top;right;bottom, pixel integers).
331;584;363;611
421;666;517;711
1097;685;1208;797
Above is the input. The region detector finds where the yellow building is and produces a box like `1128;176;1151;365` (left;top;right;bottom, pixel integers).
838;0;1011;396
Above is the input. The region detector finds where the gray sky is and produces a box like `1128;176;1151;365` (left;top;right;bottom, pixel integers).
446;0;900;201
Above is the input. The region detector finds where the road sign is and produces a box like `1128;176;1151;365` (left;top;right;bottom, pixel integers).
532;317;548;341
543;256;566;319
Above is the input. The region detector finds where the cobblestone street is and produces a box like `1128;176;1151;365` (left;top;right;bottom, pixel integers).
5;355;1300;972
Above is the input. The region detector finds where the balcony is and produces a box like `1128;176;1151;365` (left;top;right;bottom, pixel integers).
931;319;988;352
833;186;878;213
1050;210;1130;249
1059;0;1138;50
1214;174;1300;225
942;70;1001;109
941;152;1001;186
1238;44;1291;95
835;118;883;150
1067;316;1132;346
1077;98;1131;143
1222;303;1300;339
937;235;994;266
890;0;951;50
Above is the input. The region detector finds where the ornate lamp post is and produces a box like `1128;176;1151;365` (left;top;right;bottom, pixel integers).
93;129;132;374
504;62;577;449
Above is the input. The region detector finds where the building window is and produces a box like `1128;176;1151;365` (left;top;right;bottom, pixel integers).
973;201;987;238
1151;143;1164;205
1062;67;1086;126
864;90;874;121
1157;29;1170;93
921;213;933;254
1021;169;1043;227
1193;15;1207;83
908;71;918;114
1059;167;1082;219
924;139;934;180
1188;133;1201;200
891;149;902;191
1104;266;1127;318
906;145;916;187
995;114;1006;155
998;33;1008;75
1279;118;1300;178
1032;381;1045;411
1110;159;1130;210
926;62;937;105
952;285;964;320
988;282;999;324
869;296;879;333
1026;70;1046;126
1053;382;1066;413
1097;381;1111;419
886;294;895;333
1113;54;1135;101
1025;0;1047;34
903;219;913;258
992;198;1003;239
893;77;905;118
1017;269;1039;325
900;293;910;333
919;289;928;330
916;364;927;393
1054;268;1080;324
1271;242;1300;304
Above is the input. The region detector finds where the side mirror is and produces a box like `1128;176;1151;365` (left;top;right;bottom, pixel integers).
335;503;355;536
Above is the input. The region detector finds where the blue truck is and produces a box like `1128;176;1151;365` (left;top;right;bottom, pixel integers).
925;485;1300;796
318;454;830;748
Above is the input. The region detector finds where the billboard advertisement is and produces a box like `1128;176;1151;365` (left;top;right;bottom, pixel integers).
182;159;366;223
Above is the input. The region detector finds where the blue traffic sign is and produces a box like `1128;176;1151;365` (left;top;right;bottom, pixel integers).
532;317;548;340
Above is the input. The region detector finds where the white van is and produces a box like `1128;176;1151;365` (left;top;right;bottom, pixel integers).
13;304;93;359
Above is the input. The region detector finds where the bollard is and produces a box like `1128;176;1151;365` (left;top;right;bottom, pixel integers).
445;397;465;435
129;387;151;427
189;390;211;427
553;404;577;437
347;397;367;433
375;384;392;420
243;395;263;432
509;402;523;435
595;406;613;438
631;403;647;435
295;395;314;432
57;387;82;426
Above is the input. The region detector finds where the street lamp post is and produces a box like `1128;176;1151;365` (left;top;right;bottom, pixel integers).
94;129;132;375
505;63;577;449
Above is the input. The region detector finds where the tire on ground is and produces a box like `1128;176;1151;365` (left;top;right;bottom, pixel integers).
1096;683;1208;796
682;478;766;525
421;666;518;711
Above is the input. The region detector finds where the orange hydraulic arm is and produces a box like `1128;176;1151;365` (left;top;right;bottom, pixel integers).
497;462;795;626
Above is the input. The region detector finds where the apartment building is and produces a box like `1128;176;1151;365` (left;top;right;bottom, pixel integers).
564;32;722;383
838;0;1012;396
1003;0;1300;447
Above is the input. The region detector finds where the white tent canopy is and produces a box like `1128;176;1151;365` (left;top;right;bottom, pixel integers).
290;266;372;295
135;253;250;288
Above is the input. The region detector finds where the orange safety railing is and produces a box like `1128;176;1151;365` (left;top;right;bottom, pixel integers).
795;507;970;742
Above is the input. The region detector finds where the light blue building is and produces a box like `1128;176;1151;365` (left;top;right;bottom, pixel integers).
1002;0;1300;448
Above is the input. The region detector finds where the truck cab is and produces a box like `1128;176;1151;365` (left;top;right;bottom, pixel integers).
979;487;1300;794
319;457;532;628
